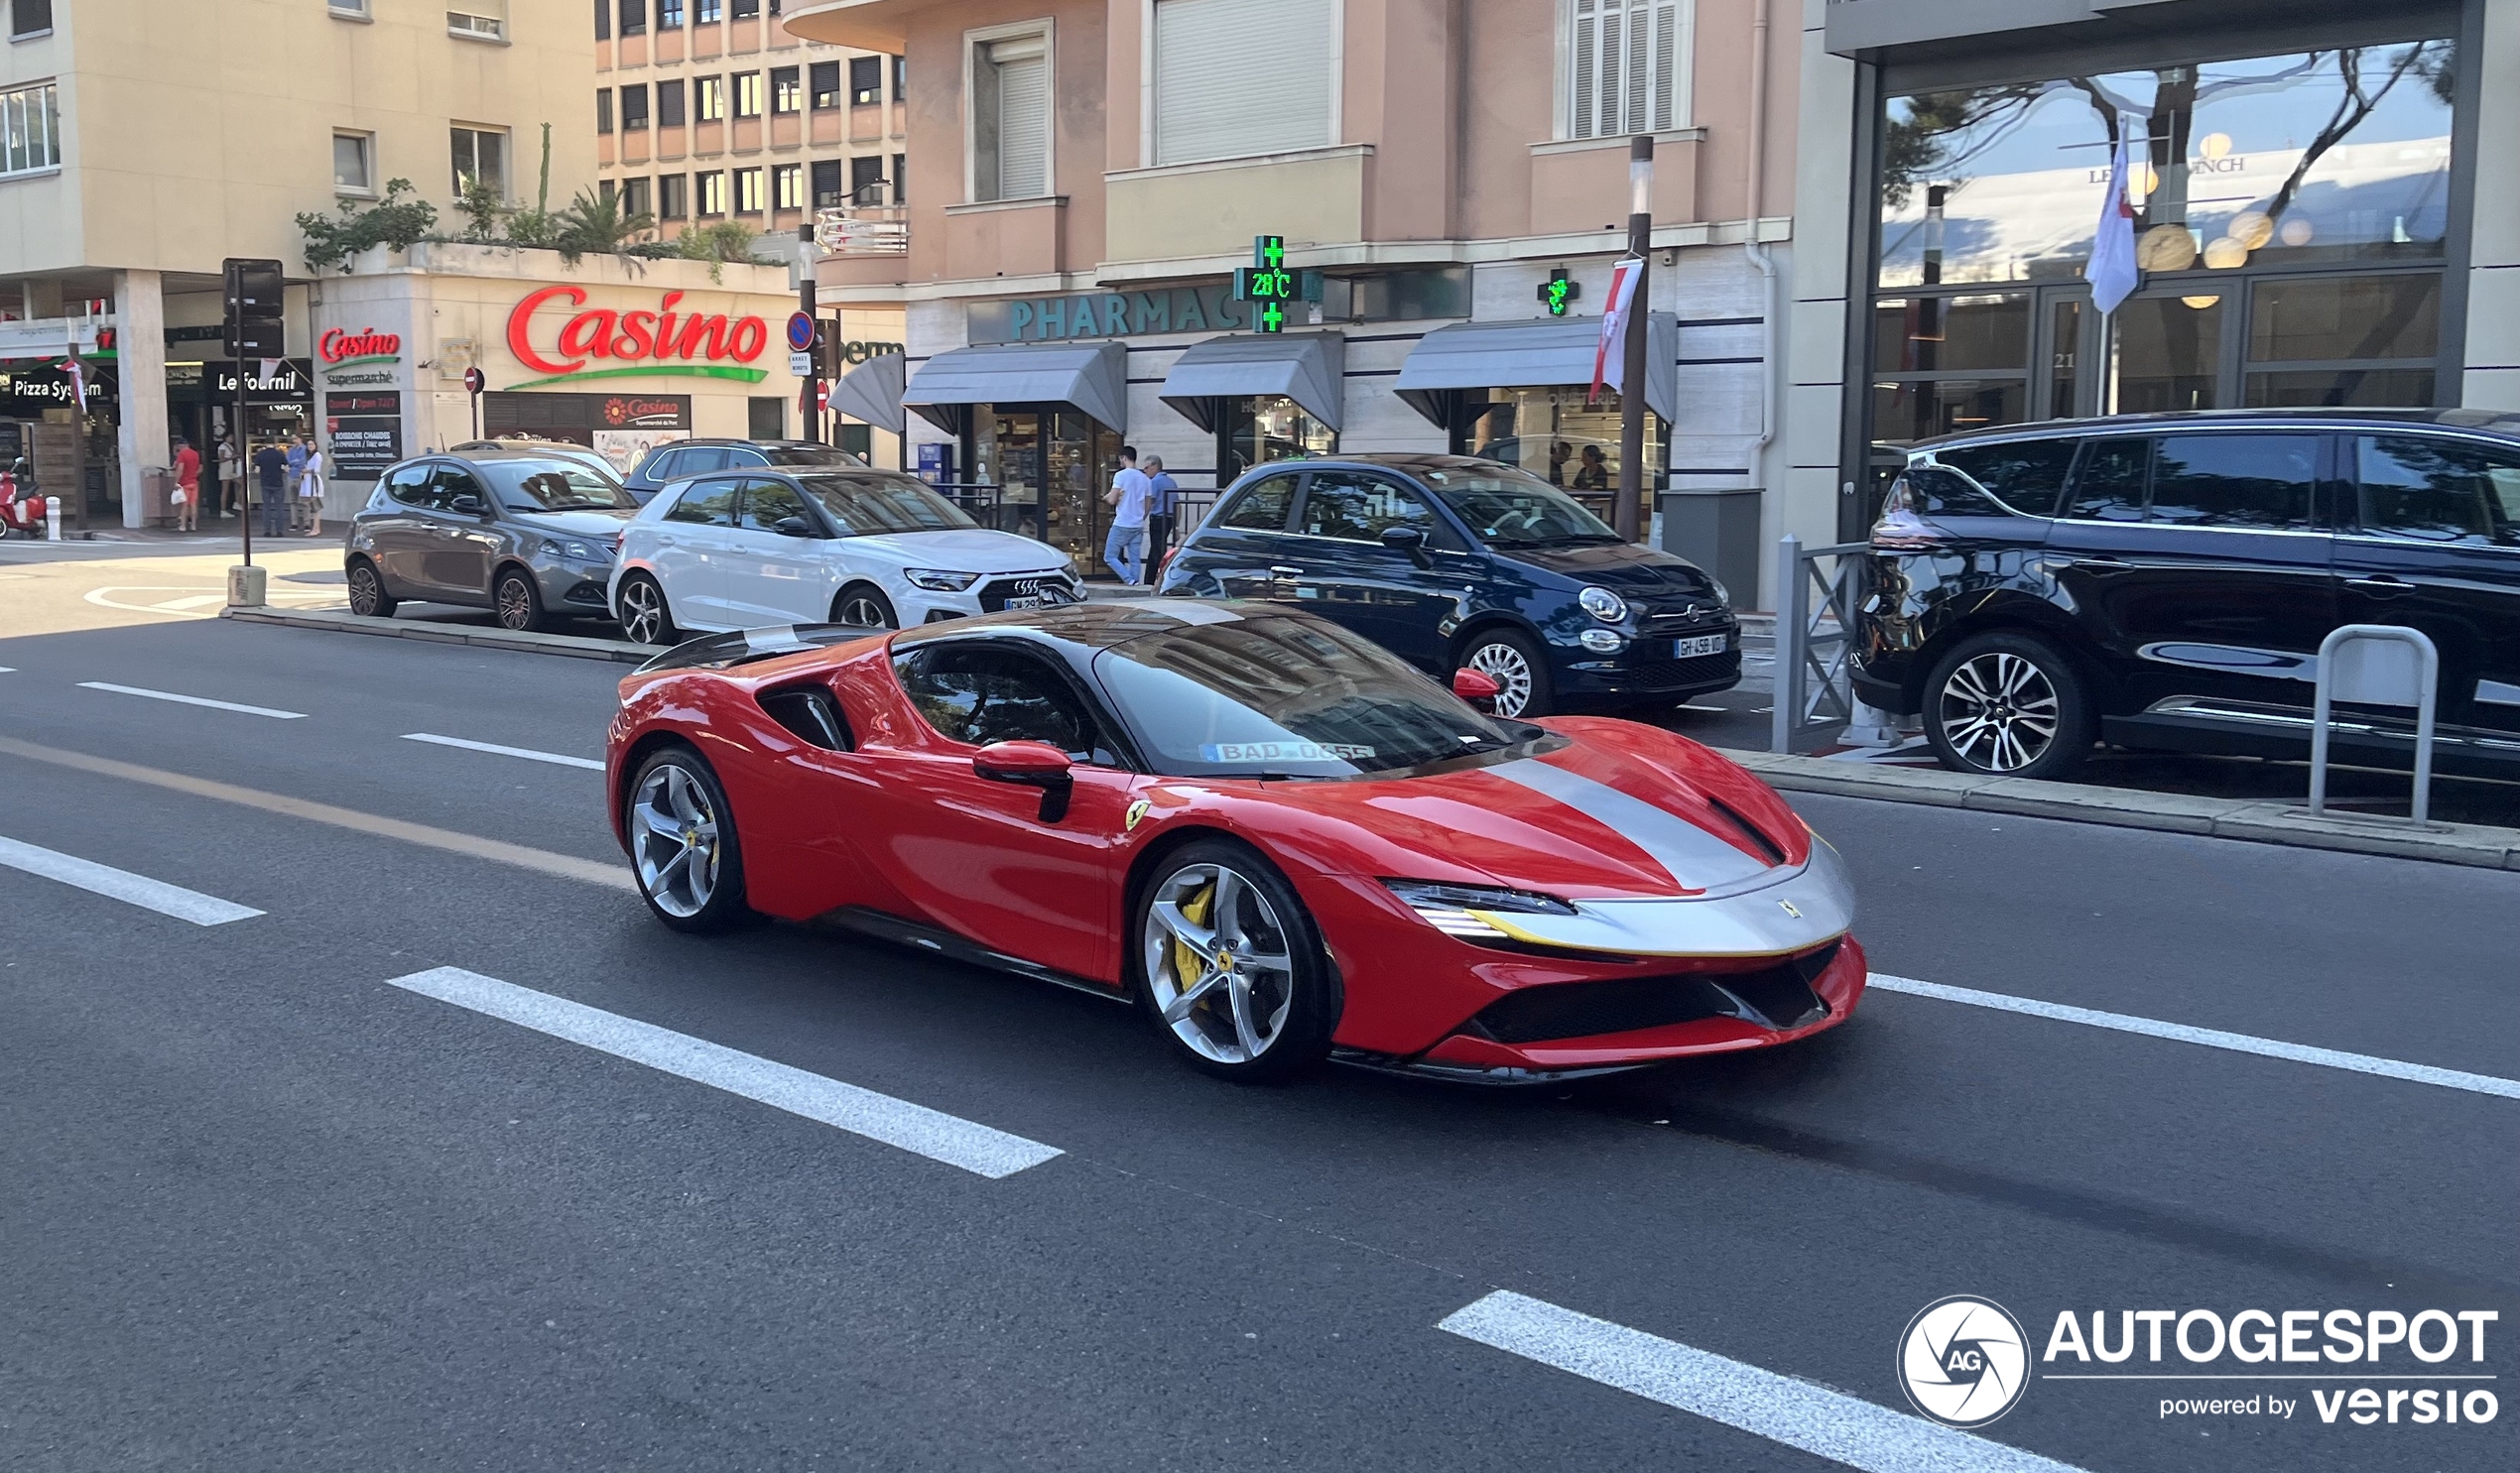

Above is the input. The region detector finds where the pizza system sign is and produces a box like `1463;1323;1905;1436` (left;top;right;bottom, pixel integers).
504;287;773;390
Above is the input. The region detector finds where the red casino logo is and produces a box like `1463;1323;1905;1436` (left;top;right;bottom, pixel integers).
504;287;771;388
317;328;403;366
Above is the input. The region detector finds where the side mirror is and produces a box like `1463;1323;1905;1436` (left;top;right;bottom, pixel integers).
772;516;815;538
1451;668;1501;711
972;740;1074;821
447;493;486;517
1380;524;1432;565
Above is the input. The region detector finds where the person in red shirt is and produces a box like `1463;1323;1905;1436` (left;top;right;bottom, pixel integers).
172;437;201;533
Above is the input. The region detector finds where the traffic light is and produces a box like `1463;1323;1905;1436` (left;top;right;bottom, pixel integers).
223;257;287;359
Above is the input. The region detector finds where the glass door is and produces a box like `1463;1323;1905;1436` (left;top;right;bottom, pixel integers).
2031;287;2099;422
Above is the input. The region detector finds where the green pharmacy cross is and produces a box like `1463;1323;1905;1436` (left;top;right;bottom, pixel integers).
1538;269;1579;316
1234;235;1302;334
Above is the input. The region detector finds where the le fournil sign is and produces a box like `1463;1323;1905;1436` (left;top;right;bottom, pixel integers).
967;282;1262;345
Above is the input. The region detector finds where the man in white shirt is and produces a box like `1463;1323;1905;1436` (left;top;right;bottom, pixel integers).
1102;445;1155;585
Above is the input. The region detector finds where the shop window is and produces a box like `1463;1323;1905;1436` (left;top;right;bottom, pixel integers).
2115;296;2222;415
771;66;802;115
333;131;374;193
970;32;1048;201
617;0;644;37
2244;273;2441;408
1872;294;2029;375
450;125;507;199
0;80;62;177
596;89;613;135
657;0;683;26
621;176;653;218
734;72;764;119
772;162;803;211
811;158;844;208
696;75;725;122
733;166;764;213
659;173;689;218
850;56;882;106
811;61;842;109
658;79;685;127
1564;0;1688;140
696;170;727;215
2356;435;2520;547
849;155;885;205
619;83;649;131
1467;385;1663;509
1153;0;1332;167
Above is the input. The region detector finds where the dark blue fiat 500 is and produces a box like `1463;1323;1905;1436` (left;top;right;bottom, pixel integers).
1156;452;1737;717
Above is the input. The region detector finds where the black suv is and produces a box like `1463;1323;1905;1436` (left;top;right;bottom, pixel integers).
1853;410;2520;781
622;439;865;504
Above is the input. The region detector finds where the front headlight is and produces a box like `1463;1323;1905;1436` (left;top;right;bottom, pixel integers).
1707;577;1731;607
540;538;600;561
905;568;980;591
1383;879;1577;938
1578;585;1628;623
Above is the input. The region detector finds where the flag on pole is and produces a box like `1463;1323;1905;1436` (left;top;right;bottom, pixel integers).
63;356;86;411
2085;119;2140;315
1590;256;1645;405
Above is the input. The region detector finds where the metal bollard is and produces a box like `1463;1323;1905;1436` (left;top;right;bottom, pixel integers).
45;496;61;541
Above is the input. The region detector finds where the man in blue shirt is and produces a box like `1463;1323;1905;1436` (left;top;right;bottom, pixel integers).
254;440;290;539
1143;455;1179;576
284;436;312;533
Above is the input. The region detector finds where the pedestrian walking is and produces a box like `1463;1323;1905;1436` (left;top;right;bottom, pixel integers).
216;435;240;518
171;436;200;533
285;435;312;533
1143;455;1179;578
297;441;326;537
1101;445;1153;585
254;439;289;540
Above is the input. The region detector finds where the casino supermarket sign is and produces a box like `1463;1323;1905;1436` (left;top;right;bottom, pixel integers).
504;286;771;389
317;327;403;368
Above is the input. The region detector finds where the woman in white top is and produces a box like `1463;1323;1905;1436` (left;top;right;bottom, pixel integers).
216;437;241;519
298;444;326;536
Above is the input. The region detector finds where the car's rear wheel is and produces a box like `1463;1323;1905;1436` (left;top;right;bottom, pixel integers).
1134;840;1337;1083
1457;628;1553;718
345;556;396;618
494;566;549;632
833;583;898;629
1923;632;2094;780
625;747;752;933
617;572;677;646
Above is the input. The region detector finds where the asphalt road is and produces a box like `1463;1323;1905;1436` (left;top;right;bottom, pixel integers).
2;618;2513;1473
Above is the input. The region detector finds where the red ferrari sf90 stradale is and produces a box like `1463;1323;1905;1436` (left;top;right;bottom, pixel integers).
605;601;1865;1083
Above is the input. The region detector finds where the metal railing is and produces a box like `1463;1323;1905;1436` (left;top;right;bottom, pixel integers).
1770;534;1871;754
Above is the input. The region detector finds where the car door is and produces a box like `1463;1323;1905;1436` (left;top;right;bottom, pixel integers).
650;475;743;628
871;640;1134;980
421;463;502;600
1286;469;1464;669
720;476;829;626
2338;430;2520;734
1175;470;1304;600
365;461;441;593
2045;430;2336;710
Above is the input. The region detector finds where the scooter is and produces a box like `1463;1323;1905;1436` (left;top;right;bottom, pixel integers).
0;459;49;539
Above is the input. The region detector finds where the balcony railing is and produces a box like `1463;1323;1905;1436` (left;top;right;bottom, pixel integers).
814;203;908;258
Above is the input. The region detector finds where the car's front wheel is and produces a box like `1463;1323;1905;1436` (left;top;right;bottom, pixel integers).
1922;631;2094;779
832;583;898;629
625;747;752;933
345;556;396;618
1457;628;1553;718
616;571;677;646
493;566;549;633
1134;840;1338;1083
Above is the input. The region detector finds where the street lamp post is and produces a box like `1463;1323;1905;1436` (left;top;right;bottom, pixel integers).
1615;135;1653;544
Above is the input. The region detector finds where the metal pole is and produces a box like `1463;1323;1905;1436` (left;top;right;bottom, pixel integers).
1616;135;1654;544
235;362;251;565
799;224;821;444
1771;533;1801;754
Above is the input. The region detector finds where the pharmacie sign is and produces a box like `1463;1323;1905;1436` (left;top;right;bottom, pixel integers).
504;287;773;390
967;282;1259;345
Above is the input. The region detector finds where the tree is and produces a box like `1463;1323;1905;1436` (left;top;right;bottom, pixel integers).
296;180;438;273
555;186;657;267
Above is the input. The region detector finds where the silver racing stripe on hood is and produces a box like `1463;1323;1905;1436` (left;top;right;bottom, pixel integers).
1488;758;1775;893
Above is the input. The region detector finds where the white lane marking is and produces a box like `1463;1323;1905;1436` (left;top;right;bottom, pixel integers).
76;681;308;719
385;968;1064;1177
0;834;263;925
151;594;227;611
401;733;605;771
0;666;14;673
1868;973;2520;1101
1441;1291;2086;1473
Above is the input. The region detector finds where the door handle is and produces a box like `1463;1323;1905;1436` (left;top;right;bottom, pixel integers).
2345;575;2413;597
2068;554;2128;568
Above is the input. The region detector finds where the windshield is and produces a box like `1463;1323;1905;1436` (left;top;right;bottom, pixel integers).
795;472;977;535
759;445;864;467
477;460;634;512
1090;612;1531;778
1420;464;1620;546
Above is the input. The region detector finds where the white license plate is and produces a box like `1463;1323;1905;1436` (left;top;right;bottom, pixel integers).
1002;595;1045;610
1672;633;1728;659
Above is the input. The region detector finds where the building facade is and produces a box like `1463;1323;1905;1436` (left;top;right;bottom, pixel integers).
0;0;596;525
790;0;1801;595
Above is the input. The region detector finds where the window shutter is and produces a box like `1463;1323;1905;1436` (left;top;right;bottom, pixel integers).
1153;0;1334;168
1568;0;1687;140
989;38;1048;199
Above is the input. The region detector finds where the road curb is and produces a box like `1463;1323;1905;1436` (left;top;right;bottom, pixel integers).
218;605;655;664
1724;749;2520;870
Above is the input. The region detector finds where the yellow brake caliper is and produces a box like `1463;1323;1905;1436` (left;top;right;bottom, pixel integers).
1173;880;1214;996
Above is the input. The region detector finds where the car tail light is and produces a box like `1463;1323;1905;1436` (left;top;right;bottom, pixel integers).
1870;471;1953;551
1155;544;1180;584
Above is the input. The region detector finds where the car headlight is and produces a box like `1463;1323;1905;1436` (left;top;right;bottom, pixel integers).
905;568;980;591
1578;585;1628;623
1707;577;1731;607
1383;879;1576;938
540;538;600;561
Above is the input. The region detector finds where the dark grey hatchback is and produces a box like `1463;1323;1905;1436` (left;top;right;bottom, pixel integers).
1854;409;2520;781
345;449;639;631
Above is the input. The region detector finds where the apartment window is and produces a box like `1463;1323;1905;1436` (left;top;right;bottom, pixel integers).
1565;0;1689;139
850;155;885;205
658;79;686;127
620;84;649;130
893;55;906;98
773;162;803;211
0;81;59;177
732;0;759;17
617;0;644;36
333;132;374;193
771;66;802;114
659;173;690;218
734;71;764;118
811;159;843;209
893;151;906;204
697;170;727;215
450;125;507;197
1152;0;1332;167
849;56;882;106
696;0;720;21
12;0;53;37
696;75;725;121
329;0;371;18
970;32;1048;201
657;0;683;26
811;61;841;109
600;178;617;203
733;166;765;213
596;89;614;134
447;3;506;42
622;177;653;217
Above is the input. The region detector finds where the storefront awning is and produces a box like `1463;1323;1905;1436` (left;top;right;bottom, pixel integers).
1393;313;1678;430
902;339;1128;437
1157;332;1345;433
828;351;906;435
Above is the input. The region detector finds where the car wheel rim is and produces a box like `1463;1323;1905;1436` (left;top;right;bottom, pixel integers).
497;577;533;630
1466;643;1535;717
1938;652;2061;772
1142;862;1295;1065
348;567;379;615
630;764;719;918
838;594;892;629
622;580;663;643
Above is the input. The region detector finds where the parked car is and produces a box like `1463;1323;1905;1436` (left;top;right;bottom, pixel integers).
621;438;867;504
1853;409;2520;781
1156;452;1736;718
609;465;1081;644
345;449;639;631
